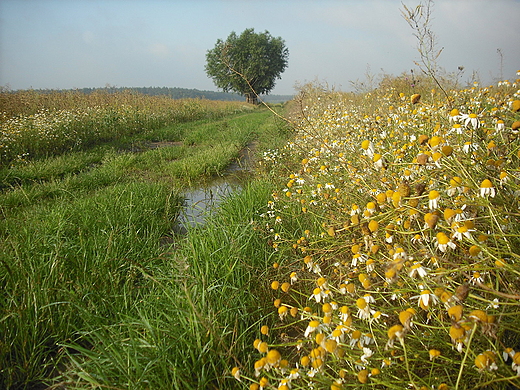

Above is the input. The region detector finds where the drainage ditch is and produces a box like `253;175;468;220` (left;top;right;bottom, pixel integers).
174;141;258;233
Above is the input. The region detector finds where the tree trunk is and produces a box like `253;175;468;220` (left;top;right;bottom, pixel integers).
245;93;258;105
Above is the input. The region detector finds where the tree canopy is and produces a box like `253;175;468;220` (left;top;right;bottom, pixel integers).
205;28;289;104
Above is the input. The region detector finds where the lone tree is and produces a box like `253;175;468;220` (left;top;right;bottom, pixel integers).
205;28;289;104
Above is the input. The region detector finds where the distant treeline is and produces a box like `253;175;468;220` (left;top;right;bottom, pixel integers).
8;86;293;103
82;86;244;101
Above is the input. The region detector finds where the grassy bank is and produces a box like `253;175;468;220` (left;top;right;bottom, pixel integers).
0;93;290;389
55;180;276;389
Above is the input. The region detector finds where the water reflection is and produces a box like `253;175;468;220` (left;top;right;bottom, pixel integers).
175;142;256;232
177;177;243;230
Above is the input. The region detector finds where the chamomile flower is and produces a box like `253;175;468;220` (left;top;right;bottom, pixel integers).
429;349;441;361
373;153;384;170
462;142;480;153
259;376;269;389
428;190;440;210
265;349;282;368
413;289;439;310
511;352;520;375
398;309;416;330
480;179;496;197
447;176;464;196
448;123;463;134
278;306;289;320
331;327;346;344
392;246;408;261
287;368;300;381
311;287;326;303
361;140;374;158
351;253;367;267
365;201;377;216
402;168;413;180
304;320;321;338
349;329;362;348
499;171;509;186
451;223;474;241
366;258;376;272
486;298;499;310
435;232;456;252
462;112;481;129
469;271;485;285
356;295;375;320
231;366;241;381
409;262;429;278
254;358;266;377
350;204;361;215
449;325;467;352
449;108;462;123
337;306;349;323
386;324;404;349
424;212;440;229
475;351;498;371
304;256;321;273
503;348;516;362
371;310;388;324
360;347;374;363
411;233;423;244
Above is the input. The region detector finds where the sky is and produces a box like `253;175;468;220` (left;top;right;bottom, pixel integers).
0;0;519;96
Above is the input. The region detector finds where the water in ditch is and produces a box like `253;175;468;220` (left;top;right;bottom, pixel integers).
174;142;257;233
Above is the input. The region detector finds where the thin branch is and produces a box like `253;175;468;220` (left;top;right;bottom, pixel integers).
401;0;451;105
220;53;297;126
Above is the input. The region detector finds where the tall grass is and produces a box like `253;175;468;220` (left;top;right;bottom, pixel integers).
0;90;251;166
56;180;275;389
0;181;181;389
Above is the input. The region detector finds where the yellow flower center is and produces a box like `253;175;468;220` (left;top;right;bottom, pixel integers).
356;298;367;309
480;179;493;188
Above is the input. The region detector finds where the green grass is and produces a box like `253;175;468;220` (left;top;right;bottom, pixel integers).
0;106;290;389
0;111;275;190
57;180;275;389
0;180;181;388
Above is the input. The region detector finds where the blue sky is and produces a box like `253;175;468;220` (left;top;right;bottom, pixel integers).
1;0;519;95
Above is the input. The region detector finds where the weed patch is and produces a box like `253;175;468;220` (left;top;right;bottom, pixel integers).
233;79;520;389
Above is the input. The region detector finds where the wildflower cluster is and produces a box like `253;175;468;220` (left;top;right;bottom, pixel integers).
0;92;248;166
237;75;520;389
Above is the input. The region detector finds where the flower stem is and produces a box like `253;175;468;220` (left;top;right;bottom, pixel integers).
455;322;478;390
399;336;417;389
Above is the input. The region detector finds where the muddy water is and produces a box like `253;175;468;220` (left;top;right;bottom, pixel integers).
175;142;257;233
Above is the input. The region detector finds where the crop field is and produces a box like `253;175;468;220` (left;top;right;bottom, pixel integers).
0;89;250;167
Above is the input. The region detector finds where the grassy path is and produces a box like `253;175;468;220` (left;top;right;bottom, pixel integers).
0;108;288;389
